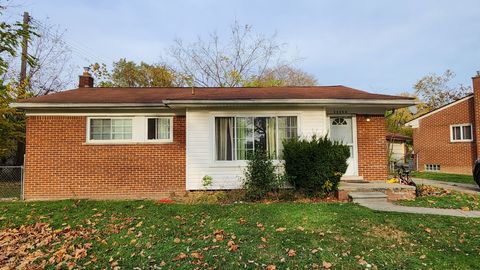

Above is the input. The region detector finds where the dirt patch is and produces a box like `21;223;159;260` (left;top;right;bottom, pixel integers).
363;225;408;243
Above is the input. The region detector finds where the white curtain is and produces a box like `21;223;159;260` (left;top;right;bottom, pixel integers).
216;117;234;160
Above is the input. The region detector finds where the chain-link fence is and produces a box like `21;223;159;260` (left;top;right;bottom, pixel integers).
0;166;23;200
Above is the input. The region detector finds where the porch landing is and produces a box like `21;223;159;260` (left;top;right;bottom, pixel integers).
337;181;416;201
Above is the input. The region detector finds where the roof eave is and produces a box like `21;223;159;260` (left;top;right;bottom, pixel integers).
163;98;417;108
11;98;417;109
11;102;168;109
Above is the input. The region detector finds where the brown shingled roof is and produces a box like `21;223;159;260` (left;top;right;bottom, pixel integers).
17;85;413;104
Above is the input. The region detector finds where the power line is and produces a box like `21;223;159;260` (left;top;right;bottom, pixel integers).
30;17;114;64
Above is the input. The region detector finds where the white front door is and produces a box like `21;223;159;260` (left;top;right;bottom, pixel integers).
329;116;357;176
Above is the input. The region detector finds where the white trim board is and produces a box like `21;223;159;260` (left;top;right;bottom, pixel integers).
25;112;184;116
406;95;473;128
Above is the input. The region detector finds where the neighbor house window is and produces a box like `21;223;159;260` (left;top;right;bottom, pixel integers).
425;164;440;172
215;116;298;161
451;124;472;142
90;118;132;140
147;117;172;141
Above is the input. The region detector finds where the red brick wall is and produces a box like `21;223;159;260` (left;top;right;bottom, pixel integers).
24;116;186;200
411;97;476;174
473;75;480;158
356;115;388;181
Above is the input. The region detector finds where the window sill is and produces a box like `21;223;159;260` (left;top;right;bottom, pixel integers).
83;141;174;145
210;160;284;168
450;140;474;143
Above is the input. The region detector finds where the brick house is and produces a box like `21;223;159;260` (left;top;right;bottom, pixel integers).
12;70;415;200
406;73;480;174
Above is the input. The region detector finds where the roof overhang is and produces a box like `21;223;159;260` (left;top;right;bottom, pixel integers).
11;98;417;110
405;95;473;128
11;102;168;109
163;98;417;109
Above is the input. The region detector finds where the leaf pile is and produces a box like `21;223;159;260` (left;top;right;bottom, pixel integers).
0;222;96;269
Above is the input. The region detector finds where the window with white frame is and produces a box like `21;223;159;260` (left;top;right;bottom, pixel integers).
425;164;440;172
215;116;298;161
90;118;132;140
87;116;173;143
451;124;473;142
147;117;172;141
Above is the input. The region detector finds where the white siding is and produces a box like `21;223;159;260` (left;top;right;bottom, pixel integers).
389;142;406;162
186;107;327;190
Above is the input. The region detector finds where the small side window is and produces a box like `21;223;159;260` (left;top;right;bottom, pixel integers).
451;124;473;142
147;117;172;141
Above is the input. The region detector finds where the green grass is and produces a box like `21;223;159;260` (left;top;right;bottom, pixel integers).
1;200;480;269
412;171;476;185
397;189;480;211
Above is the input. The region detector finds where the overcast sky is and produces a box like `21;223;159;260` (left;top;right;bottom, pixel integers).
7;0;480;94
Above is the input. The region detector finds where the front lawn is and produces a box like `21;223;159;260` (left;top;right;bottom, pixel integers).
412;171;476;185
1;200;480;269
397;186;480;211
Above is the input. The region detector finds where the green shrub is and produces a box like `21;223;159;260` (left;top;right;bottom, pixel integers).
282;135;350;194
243;149;280;201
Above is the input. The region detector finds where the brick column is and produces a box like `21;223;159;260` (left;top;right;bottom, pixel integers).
356;115;388;181
473;73;480;159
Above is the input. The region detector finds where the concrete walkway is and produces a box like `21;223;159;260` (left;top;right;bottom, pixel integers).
358;201;480;217
412;178;480;195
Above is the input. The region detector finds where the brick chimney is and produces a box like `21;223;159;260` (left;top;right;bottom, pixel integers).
79;67;94;88
472;71;480;159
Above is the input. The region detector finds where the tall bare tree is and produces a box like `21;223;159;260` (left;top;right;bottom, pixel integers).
5;18;76;95
414;69;471;110
170;21;302;87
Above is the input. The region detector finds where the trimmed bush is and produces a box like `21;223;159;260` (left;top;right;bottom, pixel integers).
282;135;350;194
243;149;281;201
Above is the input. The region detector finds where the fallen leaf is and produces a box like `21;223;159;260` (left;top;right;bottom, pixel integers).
174;237;181;243
461;206;470;211
266;265;276;270
424;228;432;234
215;233;224;241
311;249;319;254
74;248;87;260
227;240;239;252
419;255;426;260
357;258;367;265
261;237;267;243
191;252;204;259
172;252;188;261
322;261;332;269
287;249;296;257
276;227;286;232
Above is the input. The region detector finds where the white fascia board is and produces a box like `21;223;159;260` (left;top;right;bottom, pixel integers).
163;99;417;108
405;95;474;128
11;102;167;108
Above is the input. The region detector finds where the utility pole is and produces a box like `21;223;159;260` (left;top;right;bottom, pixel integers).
19;11;30;92
16;11;30;166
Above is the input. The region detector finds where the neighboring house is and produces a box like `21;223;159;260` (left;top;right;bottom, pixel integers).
12;70;415;200
406;73;480;175
386;133;411;171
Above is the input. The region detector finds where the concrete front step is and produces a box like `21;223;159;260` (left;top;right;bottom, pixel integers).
348;192;388;204
338;181;416;201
